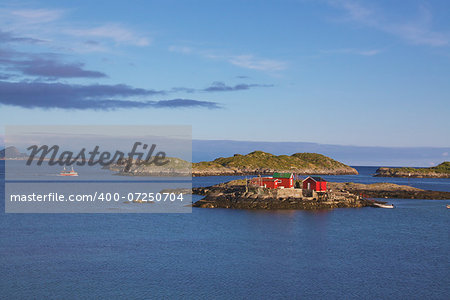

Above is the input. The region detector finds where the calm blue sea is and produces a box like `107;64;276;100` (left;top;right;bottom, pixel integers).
1;162;449;299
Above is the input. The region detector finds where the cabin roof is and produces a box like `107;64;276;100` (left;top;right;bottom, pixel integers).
273;172;293;178
303;176;326;182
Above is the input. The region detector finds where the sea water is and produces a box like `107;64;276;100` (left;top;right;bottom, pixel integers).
0;162;449;299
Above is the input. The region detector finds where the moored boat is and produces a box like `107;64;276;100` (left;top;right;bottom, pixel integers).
60;166;78;176
373;202;395;209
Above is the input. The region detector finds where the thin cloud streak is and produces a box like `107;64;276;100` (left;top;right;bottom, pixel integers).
169;81;273;93
154;99;219;109
202;81;273;92
169;45;287;72
320;48;382;56
0;30;43;44
0;81;219;110
228;55;287;71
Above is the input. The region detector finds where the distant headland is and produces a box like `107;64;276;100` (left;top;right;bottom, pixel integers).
0;146;28;160
375;162;450;178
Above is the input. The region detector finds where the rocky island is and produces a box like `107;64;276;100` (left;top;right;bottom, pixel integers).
0;146;28;160
192;179;369;209
106;151;358;176
375;162;450;178
190;179;450;210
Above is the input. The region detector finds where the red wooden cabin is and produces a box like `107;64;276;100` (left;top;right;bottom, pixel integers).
273;172;294;188
302;176;327;192
262;177;278;189
250;177;279;189
250;173;294;189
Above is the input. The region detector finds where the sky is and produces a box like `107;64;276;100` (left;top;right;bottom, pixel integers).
0;0;449;148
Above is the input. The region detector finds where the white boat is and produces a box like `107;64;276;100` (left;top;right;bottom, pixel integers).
60;166;78;176
373;203;394;209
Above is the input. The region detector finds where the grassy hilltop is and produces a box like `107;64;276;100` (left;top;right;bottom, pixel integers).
192;151;358;176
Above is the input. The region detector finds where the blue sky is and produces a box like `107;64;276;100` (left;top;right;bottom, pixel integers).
0;0;449;147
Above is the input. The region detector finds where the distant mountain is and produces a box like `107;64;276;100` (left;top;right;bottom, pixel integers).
0;146;28;159
192;151;358;176
192;140;450;167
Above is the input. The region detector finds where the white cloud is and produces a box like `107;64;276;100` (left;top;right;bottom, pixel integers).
168;46;193;54
357;49;381;56
336;0;372;20
228;55;287;71
0;8;151;50
65;24;150;46
330;0;449;47
11;8;64;24
387;22;449;47
169;46;287;72
321;48;382;56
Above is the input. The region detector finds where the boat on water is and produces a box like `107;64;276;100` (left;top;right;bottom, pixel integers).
447;204;450;209
60;166;78;176
373;202;395;209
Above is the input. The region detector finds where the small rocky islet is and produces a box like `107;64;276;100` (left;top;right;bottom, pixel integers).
189;179;450;210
